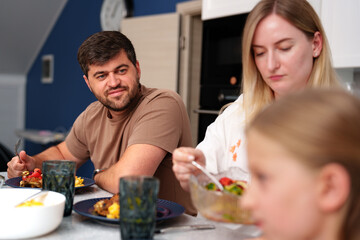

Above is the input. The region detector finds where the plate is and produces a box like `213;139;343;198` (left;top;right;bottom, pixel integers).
5;176;95;189
73;197;185;223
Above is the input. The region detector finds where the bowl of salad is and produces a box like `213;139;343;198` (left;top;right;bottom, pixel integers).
189;167;253;224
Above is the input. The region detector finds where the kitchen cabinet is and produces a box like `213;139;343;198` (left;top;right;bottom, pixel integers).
202;0;259;20
202;0;360;68
201;0;320;21
121;13;180;92
319;0;360;68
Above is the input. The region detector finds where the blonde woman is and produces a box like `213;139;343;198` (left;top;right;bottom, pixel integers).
243;88;360;240
173;0;341;191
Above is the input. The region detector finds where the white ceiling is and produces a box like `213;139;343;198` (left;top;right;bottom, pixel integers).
0;0;67;75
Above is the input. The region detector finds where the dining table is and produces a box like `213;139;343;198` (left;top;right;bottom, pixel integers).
0;172;262;240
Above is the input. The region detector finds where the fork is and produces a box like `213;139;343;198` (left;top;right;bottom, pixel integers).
14;137;22;159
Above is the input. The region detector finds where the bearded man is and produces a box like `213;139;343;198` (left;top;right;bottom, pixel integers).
7;31;196;215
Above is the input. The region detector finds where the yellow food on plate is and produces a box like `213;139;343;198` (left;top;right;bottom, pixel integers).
20;169;85;188
93;194;120;219
16;199;44;207
106;202;120;219
75;176;84;187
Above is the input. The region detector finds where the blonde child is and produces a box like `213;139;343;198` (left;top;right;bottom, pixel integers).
243;89;360;240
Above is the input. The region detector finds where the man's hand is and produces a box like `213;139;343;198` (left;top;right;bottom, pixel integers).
7;141;80;179
7;150;36;178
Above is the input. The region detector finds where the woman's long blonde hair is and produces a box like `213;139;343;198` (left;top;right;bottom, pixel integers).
242;0;340;123
246;88;360;240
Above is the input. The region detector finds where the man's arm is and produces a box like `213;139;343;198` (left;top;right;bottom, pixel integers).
94;143;167;193
32;141;82;168
7;141;83;178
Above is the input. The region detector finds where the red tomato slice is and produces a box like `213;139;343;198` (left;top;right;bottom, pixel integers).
30;171;41;178
219;177;234;186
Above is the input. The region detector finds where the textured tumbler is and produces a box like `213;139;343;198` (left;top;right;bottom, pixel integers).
42;160;76;216
119;176;159;240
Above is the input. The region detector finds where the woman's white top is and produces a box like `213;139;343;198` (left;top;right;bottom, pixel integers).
196;94;248;174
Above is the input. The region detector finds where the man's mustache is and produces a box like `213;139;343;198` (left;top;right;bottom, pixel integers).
106;85;128;95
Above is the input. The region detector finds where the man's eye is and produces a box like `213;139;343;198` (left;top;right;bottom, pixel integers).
117;69;127;74
97;74;106;80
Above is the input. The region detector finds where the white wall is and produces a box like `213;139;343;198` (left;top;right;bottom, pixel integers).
0;74;26;151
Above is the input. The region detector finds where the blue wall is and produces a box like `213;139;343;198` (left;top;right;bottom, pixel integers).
25;0;191;178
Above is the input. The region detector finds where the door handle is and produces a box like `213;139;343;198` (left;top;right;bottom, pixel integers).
193;109;219;115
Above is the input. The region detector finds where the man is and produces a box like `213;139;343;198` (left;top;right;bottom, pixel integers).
7;31;196;215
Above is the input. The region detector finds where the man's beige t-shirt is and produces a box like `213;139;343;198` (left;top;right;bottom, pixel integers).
66;85;196;215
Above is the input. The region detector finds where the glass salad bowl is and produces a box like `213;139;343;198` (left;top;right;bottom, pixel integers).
189;167;253;224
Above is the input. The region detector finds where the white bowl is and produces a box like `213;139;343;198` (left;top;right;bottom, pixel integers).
0;188;65;239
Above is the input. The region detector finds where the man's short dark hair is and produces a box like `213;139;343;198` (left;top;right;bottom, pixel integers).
77;31;137;77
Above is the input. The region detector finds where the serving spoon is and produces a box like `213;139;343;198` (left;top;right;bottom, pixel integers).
191;161;224;191
15;190;49;207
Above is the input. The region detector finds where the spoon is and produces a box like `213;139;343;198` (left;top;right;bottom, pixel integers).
15;190;49;207
191;161;224;191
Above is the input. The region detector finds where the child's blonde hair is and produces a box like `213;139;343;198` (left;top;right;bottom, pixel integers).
247;88;360;240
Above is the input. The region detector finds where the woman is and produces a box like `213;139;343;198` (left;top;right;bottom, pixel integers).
243;88;360;240
172;0;340;191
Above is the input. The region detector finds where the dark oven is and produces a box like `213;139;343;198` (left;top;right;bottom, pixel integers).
196;13;248;143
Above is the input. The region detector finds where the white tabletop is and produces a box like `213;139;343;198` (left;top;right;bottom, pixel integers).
0;172;261;239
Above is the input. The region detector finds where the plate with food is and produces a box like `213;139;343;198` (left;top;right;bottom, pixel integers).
73;194;185;224
5;168;95;189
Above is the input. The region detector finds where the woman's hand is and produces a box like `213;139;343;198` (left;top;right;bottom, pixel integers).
7;150;36;178
172;147;206;191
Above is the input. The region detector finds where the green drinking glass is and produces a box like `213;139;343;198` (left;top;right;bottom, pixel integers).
42;160;76;216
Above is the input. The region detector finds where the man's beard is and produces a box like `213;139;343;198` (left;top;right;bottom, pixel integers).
95;83;139;112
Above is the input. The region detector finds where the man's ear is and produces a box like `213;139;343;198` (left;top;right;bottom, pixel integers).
83;75;92;92
135;61;141;79
316;163;350;212
312;31;323;58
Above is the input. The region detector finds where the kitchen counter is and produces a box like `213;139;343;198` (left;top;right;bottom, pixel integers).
15;129;67;145
0;172;261;239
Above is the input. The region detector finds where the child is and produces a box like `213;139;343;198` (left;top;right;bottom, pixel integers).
243;89;360;240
